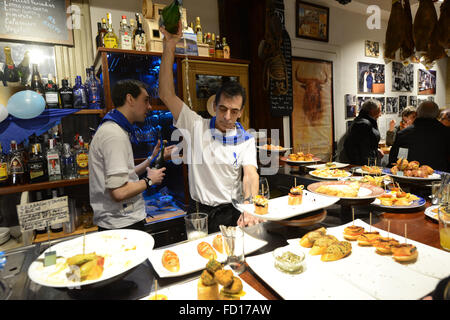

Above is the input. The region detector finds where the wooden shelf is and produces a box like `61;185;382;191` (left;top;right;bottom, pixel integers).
73;109;105;116
0;177;89;196
33;225;98;243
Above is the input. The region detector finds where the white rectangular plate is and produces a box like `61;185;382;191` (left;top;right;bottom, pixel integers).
237;191;339;221
149;232;267;278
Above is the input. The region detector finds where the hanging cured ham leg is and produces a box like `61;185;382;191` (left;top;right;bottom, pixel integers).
384;0;406;62
436;0;450;55
413;0;438;55
400;0;415;62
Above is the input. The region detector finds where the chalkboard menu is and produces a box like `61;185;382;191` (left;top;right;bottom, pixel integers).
269;0;293;117
0;0;73;46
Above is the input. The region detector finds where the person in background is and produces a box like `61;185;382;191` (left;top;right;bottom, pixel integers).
386;106;417;146
389;101;450;172
342;99;382;166
89;80;170;231
159;21;262;233
438;108;450;127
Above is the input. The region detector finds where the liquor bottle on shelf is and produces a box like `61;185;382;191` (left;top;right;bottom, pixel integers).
96;22;104;48
50;189;63;233
133;13;147;51
7;140;25;185
18;51;30;86
3;47;20;85
119;15;132;50
30;64;45;96
194;17;203;44
76;137;89;178
104;12;118;49
73;75;88;108
28;143;48;183
85;67;102;109
47;138;62;181
0;142;8;187
222;37;230;59
61;143;76;180
59;78;73;108
129;18;136;41
215;35;223;58
34;191;47;234
45;74;60;108
208;33;215;57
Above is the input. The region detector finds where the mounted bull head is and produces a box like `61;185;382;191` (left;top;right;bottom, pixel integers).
295;68;329;124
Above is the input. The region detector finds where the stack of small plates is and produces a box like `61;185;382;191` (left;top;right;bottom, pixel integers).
0;228;10;246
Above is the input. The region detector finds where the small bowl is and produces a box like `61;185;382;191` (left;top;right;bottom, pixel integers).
273;245;305;274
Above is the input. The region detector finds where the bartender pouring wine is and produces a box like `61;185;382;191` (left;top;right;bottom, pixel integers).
159;21;263;233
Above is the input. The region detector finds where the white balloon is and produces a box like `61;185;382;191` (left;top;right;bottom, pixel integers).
0;104;8;123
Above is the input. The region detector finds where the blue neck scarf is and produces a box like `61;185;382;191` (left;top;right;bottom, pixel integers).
209;117;253;145
100;109;139;144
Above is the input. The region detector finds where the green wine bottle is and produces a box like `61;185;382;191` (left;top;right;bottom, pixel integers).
159;0;182;34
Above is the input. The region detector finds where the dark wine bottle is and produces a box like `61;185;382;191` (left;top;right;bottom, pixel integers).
153;133;165;169
30;64;45;96
159;0;182;34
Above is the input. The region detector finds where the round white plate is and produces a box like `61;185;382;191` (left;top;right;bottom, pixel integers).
281;156;321;165
257;146;291;153
424;205;440;221
307;181;385;200
371;192;426;209
309;170;352;180
382;168;443;181
28;229;154;288
354;167;384;176
306;162;349;169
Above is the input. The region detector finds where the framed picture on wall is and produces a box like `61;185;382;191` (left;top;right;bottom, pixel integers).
386;97;399;114
418;69;436;95
399;95;407;114
392;62;414;92
291;57;333;160
296;1;329;42
345;94;357;119
373;96;386;114
409;96;417;107
357;62;385;94
365;40;380;57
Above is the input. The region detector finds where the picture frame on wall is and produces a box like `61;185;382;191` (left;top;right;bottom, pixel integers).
409;96;417;107
345;94;357;119
392;62;414;92
357;96;369;111
357;62;385;94
296;1;329;42
386;97;399;114
365;40;380;57
418;69;436;95
291;57;333;160
373;96;386;114
399;95;407;114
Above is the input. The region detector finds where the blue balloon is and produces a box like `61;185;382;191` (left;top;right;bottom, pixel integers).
6;90;45;119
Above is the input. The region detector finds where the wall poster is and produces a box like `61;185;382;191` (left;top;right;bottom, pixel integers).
291;57;333;160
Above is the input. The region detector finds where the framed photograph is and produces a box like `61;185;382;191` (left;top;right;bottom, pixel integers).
345;94;357;119
399;95;408;114
392;62;414;92
373;96;386;114
409;96;417;107
386;97;399;114
418;69;436;95
291;57;333;160
357;96;370;111
357;62;385;94
365;40;380;57
296;1;329;42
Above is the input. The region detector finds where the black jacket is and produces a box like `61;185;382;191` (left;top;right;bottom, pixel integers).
342;110;380;165
389;118;450;172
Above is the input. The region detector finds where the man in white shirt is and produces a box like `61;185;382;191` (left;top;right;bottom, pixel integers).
159;23;262;232
89;80;167;230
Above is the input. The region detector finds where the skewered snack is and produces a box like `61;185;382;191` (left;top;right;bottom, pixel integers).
66;252;105;282
315;181;360;198
197;242;217;260
373;237;400;254
288;152;314;162
253;194;269;215
288;185;304;205
391;243;418;263
212;234;224;254
390;159;435;178
198;259;223;300
162;249;180;272
299;227;327;248
343;225;365;241
361;165;382;175
309;235;339;255
321;241;352;262
311;168;351;178
357;231;381;246
219;276;244;300
358;175;390;187
261;144;284;150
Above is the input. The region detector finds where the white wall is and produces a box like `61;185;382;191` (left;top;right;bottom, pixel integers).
284;0;447;144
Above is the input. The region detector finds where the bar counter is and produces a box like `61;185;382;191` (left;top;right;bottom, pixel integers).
2;163;447;300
